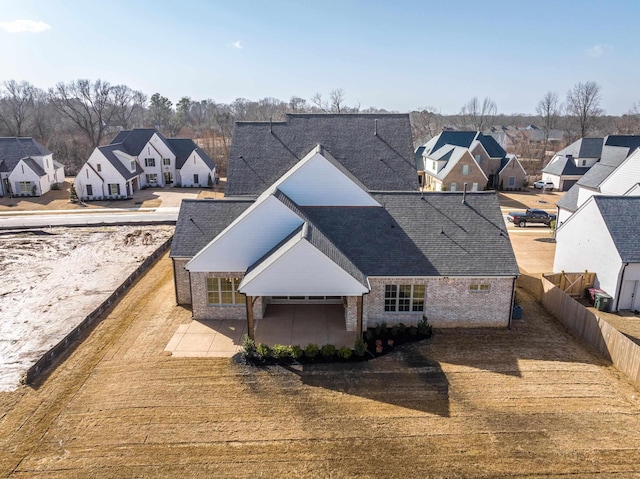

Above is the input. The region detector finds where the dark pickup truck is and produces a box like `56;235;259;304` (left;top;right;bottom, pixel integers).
507;209;556;227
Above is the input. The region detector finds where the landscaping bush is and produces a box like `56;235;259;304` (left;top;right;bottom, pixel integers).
256;343;273;361
272;344;292;360
337;346;353;360
417;316;433;337
290;344;304;359
354;338;367;356
241;335;256;362
320;344;337;359
304;343;319;359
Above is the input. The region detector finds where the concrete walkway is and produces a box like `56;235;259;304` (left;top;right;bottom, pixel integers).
164;303;356;357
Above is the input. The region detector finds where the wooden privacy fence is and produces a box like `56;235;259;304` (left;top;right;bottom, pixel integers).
544;271;596;298
22;237;173;385
541;275;640;389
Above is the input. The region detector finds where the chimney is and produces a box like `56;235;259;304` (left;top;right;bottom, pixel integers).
462;182;467;204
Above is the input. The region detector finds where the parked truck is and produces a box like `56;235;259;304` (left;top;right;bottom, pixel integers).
507;209;556;227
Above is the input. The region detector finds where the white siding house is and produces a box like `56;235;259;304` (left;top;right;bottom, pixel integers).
0;138;64;197
554;196;640;311
74;129;215;201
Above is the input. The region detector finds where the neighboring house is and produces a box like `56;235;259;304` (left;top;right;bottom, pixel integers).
489;126;564;152
0;137;65;197
74;128;215;200
171;114;519;340
556;141;640;224
417;131;527;191
553;196;640;312
542;135;640;192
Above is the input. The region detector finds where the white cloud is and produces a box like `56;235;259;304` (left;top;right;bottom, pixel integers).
232;40;242;50
587;43;612;58
0;19;51;33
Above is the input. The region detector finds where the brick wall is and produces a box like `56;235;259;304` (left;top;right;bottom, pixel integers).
441;152;487;191
173;258;192;305
190;271;264;321
364;276;514;329
344;296;358;331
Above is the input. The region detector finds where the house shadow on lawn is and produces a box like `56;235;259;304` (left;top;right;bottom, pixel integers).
284;345;452;417
270;287;611;417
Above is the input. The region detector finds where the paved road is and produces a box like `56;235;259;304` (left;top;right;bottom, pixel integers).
0;207;179;229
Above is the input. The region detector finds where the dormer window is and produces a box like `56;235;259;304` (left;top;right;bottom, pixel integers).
432;161;436;170
130;160;136;171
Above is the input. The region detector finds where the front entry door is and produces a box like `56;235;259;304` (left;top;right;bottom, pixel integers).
163;172;173;186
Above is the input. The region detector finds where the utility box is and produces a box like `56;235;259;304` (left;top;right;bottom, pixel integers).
512;305;523;319
594;293;612;312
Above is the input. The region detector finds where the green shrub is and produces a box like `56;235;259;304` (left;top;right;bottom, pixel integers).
241;335;256;362
417;316;433;337
256;343;273;360
354;338;367;356
304;343;319;359
374;322;387;336
290;344;304;359
365;329;374;341
272;344;291;359
397;323;407;335
390;324;399;336
320;344;337;358
337;346;353;360
408;326;418;336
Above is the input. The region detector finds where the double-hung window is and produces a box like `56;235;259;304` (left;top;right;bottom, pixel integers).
145;158;155;167
207;277;245;305
384;284;425;312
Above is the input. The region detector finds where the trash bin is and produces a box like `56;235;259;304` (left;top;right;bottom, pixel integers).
512;305;523;319
594;293;612;312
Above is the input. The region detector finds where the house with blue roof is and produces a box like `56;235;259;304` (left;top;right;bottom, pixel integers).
74;128;215;200
170;115;520;341
417;131;527;192
0;137;65;197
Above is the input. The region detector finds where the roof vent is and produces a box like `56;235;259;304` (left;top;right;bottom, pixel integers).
374;119;378;136
462;182;468;204
269;117;273;134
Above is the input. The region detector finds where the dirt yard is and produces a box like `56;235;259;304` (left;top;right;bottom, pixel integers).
0;225;174;391
0;253;639;477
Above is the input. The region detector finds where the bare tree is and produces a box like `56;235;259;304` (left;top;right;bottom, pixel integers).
311;92;328;113
329;88;346;113
410;107;441;146
565;81;603;138
459;96;497;130
288;96;308;112
48;79;120;147
111;85;147;129
535;91;561;156
0;80;36;136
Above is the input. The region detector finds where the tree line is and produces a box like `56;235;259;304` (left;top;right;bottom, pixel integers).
1;79;639;175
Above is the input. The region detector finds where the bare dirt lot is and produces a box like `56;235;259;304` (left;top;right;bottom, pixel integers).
0;225;174;391
0;254;639;478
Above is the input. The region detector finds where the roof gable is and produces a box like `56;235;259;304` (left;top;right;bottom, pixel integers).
239;223;369;296
226;114;417;196
0;137;51;171
594;196;640;262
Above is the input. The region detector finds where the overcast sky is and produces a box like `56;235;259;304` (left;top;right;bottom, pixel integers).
1;0;638;115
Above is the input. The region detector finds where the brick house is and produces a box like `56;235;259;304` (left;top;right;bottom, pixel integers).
417;131;527;191
170;114;519;339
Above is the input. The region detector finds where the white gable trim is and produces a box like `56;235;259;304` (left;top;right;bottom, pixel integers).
239;224;369;296
185;194;303;272
498;156;527;176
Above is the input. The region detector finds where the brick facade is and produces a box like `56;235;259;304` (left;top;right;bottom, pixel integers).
364;276;514;329
173;258;192;305
190;271;264;321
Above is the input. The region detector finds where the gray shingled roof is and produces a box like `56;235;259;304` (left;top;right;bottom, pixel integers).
556;183;580;212
97;144;140;180
0;137;51;172
22;158;46;177
543;156;591;176
302;191;518;277
428;131;506;159
171;191;518;278
109;129;165;156
170;199;253;258
166;138;215;170
414;145;426;170
594;196;640;262
226;114;417;196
